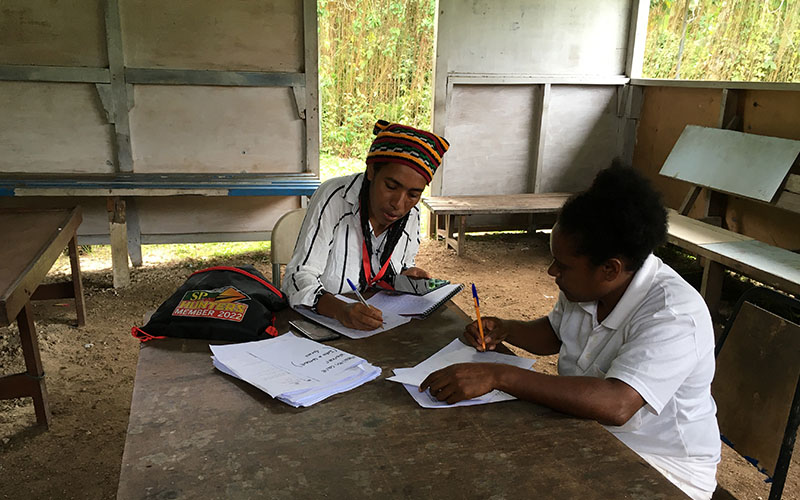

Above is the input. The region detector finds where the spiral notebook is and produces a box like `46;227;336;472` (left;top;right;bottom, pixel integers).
366;283;464;318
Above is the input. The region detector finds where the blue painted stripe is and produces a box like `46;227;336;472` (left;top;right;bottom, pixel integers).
228;187;319;196
0;187;15;196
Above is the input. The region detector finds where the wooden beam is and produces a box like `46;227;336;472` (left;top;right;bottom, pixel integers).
529;83;551;193
785;174;800;195
105;0;134;173
630;79;800;92
303;0;321;176
0;64;110;83
624;0;650;78
447;74;629;86
124;68;305;87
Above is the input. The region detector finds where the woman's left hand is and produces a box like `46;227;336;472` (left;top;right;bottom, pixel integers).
400;267;431;279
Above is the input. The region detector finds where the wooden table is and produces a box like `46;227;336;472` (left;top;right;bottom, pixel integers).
0;207;86;428
422;193;571;255
117;302;685;499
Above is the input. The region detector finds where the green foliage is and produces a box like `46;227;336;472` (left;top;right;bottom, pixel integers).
318;0;437;159
643;0;800;82
320;153;366;182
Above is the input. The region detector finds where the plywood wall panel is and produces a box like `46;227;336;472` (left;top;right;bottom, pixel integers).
726;89;800;249
632;86;721;211
726;198;800;250
0;82;115;173
0;0;107;67
742;90;800;141
539;85;623;193
136;196;299;235
440;85;538;196
121;0;304;71
129;85;305;173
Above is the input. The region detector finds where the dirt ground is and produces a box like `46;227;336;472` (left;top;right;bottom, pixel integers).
0;231;795;499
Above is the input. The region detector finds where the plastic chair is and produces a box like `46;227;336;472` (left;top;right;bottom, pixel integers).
712;287;800;500
270;208;307;289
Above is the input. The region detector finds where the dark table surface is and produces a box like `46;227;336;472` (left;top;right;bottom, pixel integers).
0;207;82;326
117;301;685;499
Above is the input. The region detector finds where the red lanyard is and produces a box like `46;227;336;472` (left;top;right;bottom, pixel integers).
362;239;393;289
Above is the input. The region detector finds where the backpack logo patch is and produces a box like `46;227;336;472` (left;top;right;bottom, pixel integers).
172;286;250;322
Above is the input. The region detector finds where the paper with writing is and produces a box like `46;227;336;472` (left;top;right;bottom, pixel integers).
294;295;411;339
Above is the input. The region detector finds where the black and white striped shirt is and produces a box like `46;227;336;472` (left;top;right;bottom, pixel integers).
282;172;421;308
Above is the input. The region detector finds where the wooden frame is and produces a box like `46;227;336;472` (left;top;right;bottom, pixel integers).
0;0;321;286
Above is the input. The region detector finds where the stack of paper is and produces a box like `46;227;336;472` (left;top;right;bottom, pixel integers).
294;295;412;339
211;334;381;407
387;339;536;408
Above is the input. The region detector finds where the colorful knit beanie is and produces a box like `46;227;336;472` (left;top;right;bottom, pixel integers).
365;120;450;184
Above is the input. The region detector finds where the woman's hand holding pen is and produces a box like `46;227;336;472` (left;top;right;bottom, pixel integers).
464;317;507;351
336;302;384;331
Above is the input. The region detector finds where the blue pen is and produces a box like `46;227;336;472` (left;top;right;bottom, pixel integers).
346;278;371;308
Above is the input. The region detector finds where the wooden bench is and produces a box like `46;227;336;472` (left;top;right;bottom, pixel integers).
0;173;320;287
660;126;800;319
666;209;800;318
421;193;571;256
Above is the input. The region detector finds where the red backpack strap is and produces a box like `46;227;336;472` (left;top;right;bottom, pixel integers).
131;326;167;342
265;313;279;337
191;266;284;298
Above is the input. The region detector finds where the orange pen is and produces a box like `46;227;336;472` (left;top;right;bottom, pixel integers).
471;283;486;350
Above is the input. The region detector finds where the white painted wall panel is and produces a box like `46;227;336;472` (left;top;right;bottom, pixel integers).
121;0;304;71
0;0;107;67
0;82;115;173
439;85;538;195
129;85;305;174
136;196;300;235
434;0;632;132
539;85;623;193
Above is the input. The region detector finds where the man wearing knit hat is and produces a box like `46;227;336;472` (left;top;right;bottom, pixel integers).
283;120;450;330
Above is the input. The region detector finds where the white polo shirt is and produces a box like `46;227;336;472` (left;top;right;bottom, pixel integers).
548;254;721;493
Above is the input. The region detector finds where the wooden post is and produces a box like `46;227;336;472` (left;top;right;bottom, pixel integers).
108;196;130;288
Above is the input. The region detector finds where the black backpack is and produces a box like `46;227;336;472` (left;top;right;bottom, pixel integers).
132;265;288;342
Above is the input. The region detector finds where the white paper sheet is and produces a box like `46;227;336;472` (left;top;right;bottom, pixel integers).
294;295;412;339
386;338;536;408
210;334;380;407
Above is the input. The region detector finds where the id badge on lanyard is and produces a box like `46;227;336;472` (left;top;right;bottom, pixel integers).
361;239;394;290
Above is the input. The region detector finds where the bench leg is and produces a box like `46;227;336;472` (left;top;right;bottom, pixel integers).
701;260;724;324
0;302;51;428
108;197;131;288
427;210;436;239
444;215;455;252
456;215;466;257
68;236;87;327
